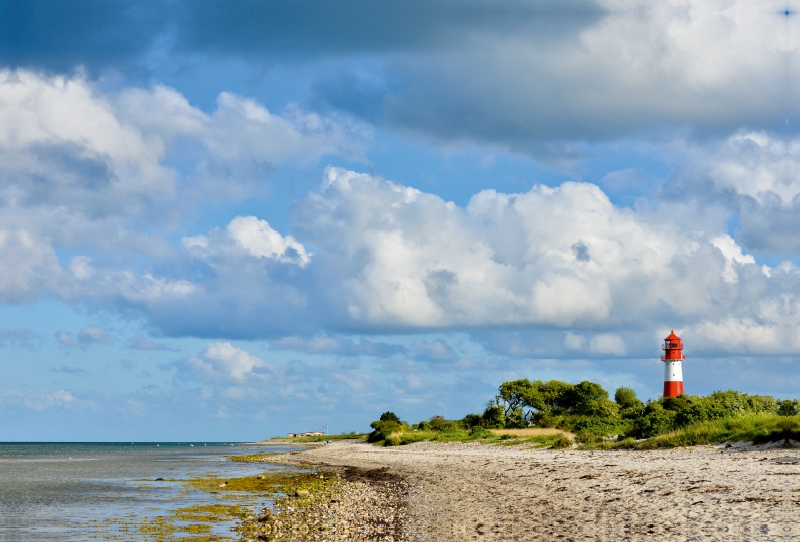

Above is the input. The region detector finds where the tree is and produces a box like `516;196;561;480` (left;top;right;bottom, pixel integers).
538;380;575;413
571;381;613;417
614;387;642;409
379;411;400;423
482;405;505;428
777;400;798;417
497;379;544;417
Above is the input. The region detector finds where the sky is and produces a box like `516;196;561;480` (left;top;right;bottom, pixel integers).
3;0;800;441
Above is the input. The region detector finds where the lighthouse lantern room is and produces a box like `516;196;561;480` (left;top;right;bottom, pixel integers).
661;330;685;397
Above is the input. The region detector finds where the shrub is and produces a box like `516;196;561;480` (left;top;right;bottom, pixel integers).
482;406;505;429
462;414;482;428
570;416;624;435
379;411;400;423
399;433;429;445
551;434;573;449
777;400;798;417
469;426;492;438
614;387;642;410
505;408;527;429
674;401;727;426
631;402;676;438
383;435;400;446
367;429;393;444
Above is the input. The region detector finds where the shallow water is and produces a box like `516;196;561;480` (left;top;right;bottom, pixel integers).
0;442;298;541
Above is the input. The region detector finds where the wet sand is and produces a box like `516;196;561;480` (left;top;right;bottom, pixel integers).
272;440;800;541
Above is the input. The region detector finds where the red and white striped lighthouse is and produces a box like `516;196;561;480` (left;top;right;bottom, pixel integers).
661;330;685;397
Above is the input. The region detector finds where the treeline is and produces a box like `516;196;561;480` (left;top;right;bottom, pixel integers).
368;379;799;446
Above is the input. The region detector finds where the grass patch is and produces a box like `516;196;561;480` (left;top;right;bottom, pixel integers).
580;414;800;450
489;428;565;437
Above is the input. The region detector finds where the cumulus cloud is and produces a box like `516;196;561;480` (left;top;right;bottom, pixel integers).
297;167;750;329
662;132;800;258
181;342;269;382
0;70;365;305
184;216;310;267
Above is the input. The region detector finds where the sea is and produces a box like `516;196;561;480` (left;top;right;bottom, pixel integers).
0;442;300;541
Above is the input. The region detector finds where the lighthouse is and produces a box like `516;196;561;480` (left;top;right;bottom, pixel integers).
661;330;685;397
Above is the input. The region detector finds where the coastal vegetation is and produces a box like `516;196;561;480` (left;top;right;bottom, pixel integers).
367;379;800;449
273;431;367;443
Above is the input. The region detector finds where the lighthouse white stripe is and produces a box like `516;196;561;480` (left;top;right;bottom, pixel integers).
663;360;683;382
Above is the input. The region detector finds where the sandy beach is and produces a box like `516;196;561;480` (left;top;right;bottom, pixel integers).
269;440;800;541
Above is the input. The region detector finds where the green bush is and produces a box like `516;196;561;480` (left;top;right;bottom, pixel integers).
551;434;573;449
614;386;643;410
570;416;626;435
674;401;727;426
462;414;482;428
482;405;505;428
505;408;527;429
399;433;429;445
367;429;392;443
469;426;493;438
379;411;400;423
631;402;676;438
777;400;799;417
383;435;400;446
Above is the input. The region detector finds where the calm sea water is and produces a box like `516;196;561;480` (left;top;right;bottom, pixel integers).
0;442;300;541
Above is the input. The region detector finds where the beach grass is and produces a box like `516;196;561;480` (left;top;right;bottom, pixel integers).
579;413;800;450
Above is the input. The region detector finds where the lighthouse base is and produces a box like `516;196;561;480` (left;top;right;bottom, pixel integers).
663;381;684;397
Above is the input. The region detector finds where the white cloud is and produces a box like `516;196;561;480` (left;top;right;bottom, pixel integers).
298;167;747;329
184;342;269;382
184;216;309;267
588;334;627;356
376;0;800;148
711;234;756;284
564;331;626;356
0;70;362;305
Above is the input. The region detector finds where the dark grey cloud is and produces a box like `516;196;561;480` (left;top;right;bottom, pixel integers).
1;0;599;71
1;0;166;72
172;0;599;57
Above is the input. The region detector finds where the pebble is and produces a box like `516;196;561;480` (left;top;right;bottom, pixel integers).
236;473;409;541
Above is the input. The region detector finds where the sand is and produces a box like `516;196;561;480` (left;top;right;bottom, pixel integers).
272;440;800;541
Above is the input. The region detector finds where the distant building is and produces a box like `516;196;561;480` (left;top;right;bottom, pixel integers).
287;431;325;437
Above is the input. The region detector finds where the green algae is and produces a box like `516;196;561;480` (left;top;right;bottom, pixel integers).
229;453;285;462
183;470;337;505
82;468;337;540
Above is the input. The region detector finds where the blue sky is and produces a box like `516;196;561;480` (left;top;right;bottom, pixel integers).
4;0;800;440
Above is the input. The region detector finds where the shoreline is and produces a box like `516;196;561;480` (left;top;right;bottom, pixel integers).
257;439;800;541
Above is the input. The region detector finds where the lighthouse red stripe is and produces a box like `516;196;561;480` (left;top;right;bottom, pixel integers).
663;380;684;397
